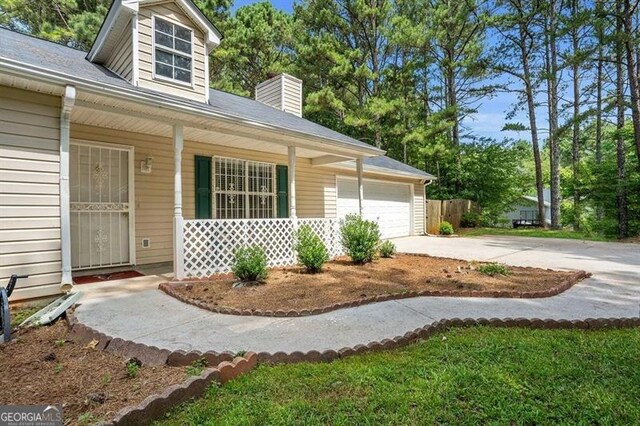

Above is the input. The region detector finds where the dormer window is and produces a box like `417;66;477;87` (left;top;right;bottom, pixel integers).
153;17;193;84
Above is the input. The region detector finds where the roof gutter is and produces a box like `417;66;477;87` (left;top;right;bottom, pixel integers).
0;58;384;157
326;161;435;181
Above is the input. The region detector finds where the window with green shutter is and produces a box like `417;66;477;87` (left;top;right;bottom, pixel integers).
276;165;288;218
194;156;212;219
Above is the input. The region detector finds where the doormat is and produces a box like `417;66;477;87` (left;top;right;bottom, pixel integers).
73;270;144;285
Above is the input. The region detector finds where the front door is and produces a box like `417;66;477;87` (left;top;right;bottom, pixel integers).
69;142;133;269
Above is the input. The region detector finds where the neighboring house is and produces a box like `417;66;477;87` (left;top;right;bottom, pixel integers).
0;0;435;302
501;189;551;227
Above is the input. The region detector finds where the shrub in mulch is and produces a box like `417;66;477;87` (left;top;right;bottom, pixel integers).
163;254;590;316
0;320;186;424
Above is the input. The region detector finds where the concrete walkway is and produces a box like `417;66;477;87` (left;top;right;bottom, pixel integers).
75;236;640;354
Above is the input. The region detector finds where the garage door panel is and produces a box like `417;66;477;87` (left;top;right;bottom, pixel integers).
337;178;411;239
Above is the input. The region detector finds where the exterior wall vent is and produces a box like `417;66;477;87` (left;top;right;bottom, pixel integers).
255;73;303;117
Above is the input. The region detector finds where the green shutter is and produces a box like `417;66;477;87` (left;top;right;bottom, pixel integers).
195;156;212;219
276;165;288;218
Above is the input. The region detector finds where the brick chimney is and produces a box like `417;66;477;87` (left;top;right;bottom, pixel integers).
255;73;302;117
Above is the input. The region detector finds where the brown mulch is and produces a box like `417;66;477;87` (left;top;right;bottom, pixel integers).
171;254;586;313
0;320;186;425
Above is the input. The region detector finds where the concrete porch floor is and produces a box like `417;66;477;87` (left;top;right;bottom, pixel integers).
74;262;173;303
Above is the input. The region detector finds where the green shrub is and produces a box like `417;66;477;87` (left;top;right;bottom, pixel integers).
439;221;454;235
379;240;396;258
477;263;510;276
126;358;141;378
232;245;268;282
294;225;329;273
460;212;480;228
339;214;381;264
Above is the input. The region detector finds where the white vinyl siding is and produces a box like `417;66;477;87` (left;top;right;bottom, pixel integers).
137;2;207;102
282;75;302;117
0;86;62;300
413;184;425;235
104;21;133;81
255;74;303;117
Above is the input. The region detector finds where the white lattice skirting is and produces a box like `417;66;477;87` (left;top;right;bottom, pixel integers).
182;218;343;278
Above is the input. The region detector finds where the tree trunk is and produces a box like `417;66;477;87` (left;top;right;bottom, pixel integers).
595;46;604;221
571;0;581;230
616;0;628;239
623;0;640;168
545;0;561;229
445;47;461;192
519;20;546;228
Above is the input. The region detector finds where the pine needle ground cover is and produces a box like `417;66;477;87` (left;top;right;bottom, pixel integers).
157;327;640;425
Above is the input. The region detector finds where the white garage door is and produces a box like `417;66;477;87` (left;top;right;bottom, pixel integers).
337;178;412;239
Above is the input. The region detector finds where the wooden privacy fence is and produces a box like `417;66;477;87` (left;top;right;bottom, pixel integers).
425;199;480;234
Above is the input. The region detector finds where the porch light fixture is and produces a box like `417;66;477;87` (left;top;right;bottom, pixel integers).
141;154;153;174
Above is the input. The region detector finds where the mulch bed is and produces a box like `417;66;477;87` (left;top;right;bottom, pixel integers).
0;319;187;425
164;254;589;316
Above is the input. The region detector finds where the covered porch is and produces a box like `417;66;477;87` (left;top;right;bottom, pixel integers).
62;86;373;285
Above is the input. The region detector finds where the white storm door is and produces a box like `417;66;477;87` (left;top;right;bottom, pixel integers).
69;142;133;269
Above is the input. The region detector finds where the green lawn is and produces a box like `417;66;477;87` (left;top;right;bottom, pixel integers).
460;227;614;242
157;327;640;425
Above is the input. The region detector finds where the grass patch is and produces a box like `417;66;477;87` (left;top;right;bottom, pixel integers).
156;327;640;425
476;262;510;276
460;227;614;242
9;306;39;328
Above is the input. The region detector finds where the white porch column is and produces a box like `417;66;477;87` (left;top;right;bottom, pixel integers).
288;146;297;218
173;124;185;280
59;85;76;292
356;157;364;216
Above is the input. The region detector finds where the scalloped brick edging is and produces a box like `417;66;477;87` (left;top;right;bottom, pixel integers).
64;312;257;426
124;316;640;366
110;353;257;426
251;316;640;364
159;267;590;318
64;311;639;422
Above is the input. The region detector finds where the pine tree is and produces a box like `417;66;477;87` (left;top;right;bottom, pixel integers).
208;2;294;96
492;0;547;227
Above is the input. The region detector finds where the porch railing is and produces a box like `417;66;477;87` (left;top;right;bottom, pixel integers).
182;218;343;278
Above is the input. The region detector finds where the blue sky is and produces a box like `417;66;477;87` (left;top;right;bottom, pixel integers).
231;0;532;143
232;0;293;12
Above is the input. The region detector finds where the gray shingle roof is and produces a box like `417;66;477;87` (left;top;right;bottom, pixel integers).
0;27;434;180
364;156;436;179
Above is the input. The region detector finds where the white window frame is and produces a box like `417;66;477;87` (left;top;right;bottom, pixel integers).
213;156;277;219
151;15;194;88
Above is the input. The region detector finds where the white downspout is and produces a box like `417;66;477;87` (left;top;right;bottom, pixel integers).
356;158;364;216
60;85;76;293
288;146;297;219
423;180;434;235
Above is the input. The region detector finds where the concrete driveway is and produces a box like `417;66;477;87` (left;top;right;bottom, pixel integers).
75;236;640;354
